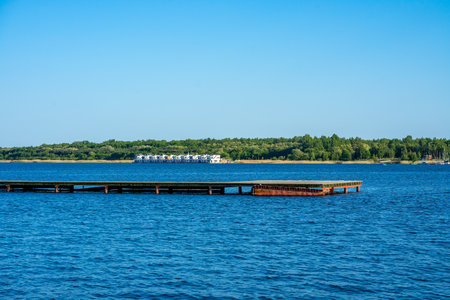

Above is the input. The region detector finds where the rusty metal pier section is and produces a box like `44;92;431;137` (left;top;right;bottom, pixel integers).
0;180;362;196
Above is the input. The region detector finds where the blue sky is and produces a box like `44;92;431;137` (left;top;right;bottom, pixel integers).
1;0;449;147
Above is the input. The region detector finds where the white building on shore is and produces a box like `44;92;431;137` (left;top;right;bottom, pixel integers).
134;154;221;163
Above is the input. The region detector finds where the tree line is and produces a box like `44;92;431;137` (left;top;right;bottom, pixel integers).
0;135;448;162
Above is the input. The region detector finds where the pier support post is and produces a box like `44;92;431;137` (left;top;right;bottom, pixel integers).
55;185;59;193
104;185;109;194
330;188;334;195
155;186;159;195
69;186;74;193
118;187;123;194
220;187;225;194
344;187;348;194
356;186;360;192
6;185;10;192
168;187;173;194
208;186;213;195
238;186;242;194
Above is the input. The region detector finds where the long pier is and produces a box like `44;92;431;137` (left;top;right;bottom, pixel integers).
0;180;362;196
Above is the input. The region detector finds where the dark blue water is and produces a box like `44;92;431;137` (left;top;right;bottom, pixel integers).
1;163;449;298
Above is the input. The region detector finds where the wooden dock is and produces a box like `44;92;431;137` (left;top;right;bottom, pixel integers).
0;180;362;196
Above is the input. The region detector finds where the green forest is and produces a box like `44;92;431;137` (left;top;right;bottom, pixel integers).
0;135;448;162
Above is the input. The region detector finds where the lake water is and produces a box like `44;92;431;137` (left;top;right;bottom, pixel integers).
0;163;449;298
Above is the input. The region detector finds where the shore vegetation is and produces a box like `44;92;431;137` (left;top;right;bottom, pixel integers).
0;135;448;162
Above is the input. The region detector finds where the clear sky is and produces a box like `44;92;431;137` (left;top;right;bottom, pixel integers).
1;0;449;147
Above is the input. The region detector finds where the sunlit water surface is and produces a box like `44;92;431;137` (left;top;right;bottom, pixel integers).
0;163;449;298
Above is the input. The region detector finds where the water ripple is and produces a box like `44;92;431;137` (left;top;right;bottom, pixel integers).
0;163;449;298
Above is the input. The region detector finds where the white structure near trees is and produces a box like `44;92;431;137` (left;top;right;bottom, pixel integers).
134;154;221;163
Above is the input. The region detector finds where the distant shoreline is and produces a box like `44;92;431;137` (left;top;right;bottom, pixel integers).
0;160;134;163
233;159;417;164
0;159;421;164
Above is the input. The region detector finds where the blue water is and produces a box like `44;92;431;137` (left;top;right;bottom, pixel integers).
0;163;449;298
